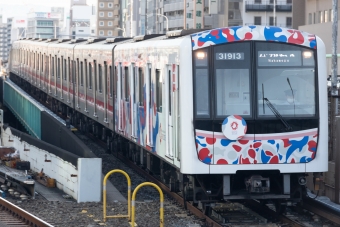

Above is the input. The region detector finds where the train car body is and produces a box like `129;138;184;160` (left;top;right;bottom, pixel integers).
9;26;328;211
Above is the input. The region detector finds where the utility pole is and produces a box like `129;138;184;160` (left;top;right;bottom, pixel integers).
331;0;339;203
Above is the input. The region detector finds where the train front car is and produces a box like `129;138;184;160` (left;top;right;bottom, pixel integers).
184;26;328;209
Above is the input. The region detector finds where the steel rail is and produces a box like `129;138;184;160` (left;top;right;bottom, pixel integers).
244;199;304;227
112;151;223;227
0;197;53;227
301;197;340;226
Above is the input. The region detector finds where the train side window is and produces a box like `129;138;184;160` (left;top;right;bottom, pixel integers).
168;69;171;115
156;69;162;113
99;64;103;93
80;61;84;86
68;58;71;82
115;65;118;98
46;55;49;75
77;59;79;85
41;54;44;72
125;66;129;101
139;67;144;106
57;58;60;78
84;59;88;87
51;57;54;77
109;66;113;97
104;62;108;96
120;64;123;99
94;61;97;91
148;65;152;107
64;58;67;81
133;65;136;103
72;60;76;83
89;63;92;89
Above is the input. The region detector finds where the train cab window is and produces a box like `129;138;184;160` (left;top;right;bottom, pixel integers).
109;66;113;97
194;49;210;118
138;67;144;106
99;64;103;93
89;63;93;89
213;42;251;118
124;66;129;101
256;42;316;117
80;61;84;86
156;69;162;113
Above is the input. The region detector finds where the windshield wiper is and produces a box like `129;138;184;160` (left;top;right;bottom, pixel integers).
263;97;292;131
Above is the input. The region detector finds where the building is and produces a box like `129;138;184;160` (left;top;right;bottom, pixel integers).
0;15;7;64
26;12;60;39
7;17;26;49
97;0;120;37
242;0;305;29
299;0;338;75
71;5;92;39
123;0;240;37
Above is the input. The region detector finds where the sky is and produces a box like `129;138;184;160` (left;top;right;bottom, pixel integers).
0;0;95;22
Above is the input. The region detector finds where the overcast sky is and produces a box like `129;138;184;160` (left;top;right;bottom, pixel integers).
0;0;96;22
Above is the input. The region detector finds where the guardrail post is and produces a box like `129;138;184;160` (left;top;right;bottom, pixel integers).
130;182;164;227
103;169;131;222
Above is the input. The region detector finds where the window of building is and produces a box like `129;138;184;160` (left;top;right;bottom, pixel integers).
108;30;112;35
99;30;104;35
108;3;113;8
320;11;324;23
99;21;104;26
254;16;261;25
325;10;328;22
108;21;113;26
99;2;104;8
287;0;292;3
99;12;104;17
108;12;113;17
330;9;333;22
308;13;312;24
286;17;292;27
269;16;276;26
255;0;261;3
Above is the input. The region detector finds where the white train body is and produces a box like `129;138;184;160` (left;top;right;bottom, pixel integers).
9;26;328;203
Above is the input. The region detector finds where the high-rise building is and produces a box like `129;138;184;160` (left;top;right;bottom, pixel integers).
26;12;60;39
96;0;120;37
0;15;8;64
7;17;26;60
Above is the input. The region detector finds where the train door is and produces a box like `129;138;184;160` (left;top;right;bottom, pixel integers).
165;64;178;160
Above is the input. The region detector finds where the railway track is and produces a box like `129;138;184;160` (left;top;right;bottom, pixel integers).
299;197;340;226
89;133;306;227
0;197;53;227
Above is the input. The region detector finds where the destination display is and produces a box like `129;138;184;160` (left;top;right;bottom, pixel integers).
258;51;302;66
216;52;244;60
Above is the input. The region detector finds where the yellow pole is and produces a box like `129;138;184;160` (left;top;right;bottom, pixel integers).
103;169;131;222
130;182;164;227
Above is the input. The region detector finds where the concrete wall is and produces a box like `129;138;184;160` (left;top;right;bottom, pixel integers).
0;127;102;203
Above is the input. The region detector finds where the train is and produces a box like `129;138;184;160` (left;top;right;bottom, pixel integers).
9;25;328;213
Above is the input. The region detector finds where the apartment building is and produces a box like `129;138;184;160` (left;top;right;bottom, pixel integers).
97;0;120;37
240;0;305;29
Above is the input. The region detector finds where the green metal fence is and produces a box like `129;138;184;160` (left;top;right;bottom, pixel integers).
3;81;42;139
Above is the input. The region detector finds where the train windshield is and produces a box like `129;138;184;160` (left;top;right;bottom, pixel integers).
256;42;316;117
214;42;252;117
